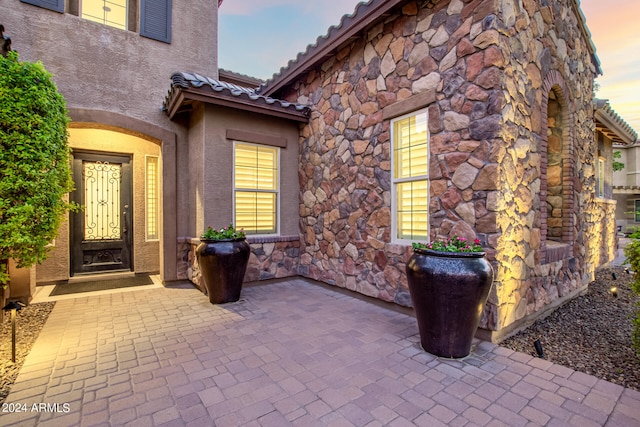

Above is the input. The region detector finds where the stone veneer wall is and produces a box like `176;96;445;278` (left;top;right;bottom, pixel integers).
178;236;300;292
490;0;604;338
545;95;565;241
281;0;506;309
596;199;618;267
277;0;607;338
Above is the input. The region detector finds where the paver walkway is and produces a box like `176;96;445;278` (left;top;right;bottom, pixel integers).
2;278;639;426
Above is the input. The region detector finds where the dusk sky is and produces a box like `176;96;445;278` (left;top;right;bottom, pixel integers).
218;0;639;135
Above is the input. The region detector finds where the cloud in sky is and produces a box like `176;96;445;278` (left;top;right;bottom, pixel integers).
219;0;639;134
580;0;640;133
220;0;364;25
218;1;363;79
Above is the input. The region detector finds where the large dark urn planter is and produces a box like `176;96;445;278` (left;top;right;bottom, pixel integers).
196;238;250;304
406;249;494;358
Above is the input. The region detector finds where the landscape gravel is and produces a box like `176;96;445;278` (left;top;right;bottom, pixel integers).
0;301;55;404
0;266;638;405
502;266;640;391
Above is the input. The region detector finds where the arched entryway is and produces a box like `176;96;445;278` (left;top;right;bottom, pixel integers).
68;128;161;276
35;110;178;285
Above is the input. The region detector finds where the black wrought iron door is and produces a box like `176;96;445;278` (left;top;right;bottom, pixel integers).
71;151;133;275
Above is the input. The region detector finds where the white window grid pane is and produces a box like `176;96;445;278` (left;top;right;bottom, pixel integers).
396;181;428;240
597;158;604;197
82;0;127;30
392;110;429;242
146;156;159;240
235;191;276;234
234;145;277;190
394;115;428;179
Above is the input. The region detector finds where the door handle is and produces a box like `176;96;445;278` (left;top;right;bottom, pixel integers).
123;205;129;233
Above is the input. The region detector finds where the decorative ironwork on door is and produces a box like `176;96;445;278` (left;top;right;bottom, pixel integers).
83;161;122;240
71;152;132;275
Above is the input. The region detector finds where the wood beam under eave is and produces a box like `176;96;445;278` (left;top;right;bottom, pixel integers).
177;89;310;123
595;110;637;145
165;90;187;120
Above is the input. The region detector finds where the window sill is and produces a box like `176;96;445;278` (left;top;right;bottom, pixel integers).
545;240;572;263
247;235;299;244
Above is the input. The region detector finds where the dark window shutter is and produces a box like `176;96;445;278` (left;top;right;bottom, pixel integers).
140;0;172;43
19;0;64;13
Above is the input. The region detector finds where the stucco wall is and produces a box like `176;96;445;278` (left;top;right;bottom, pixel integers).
0;0;217;126
612;144;640;233
188;104;302;237
187;104;207;237
1;0;216;283
614;146;640;188
178;103;303;285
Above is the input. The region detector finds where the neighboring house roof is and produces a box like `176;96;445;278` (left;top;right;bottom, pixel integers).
164;72;310;122
594;99;638;145
571;0;601;75
258;0;601;97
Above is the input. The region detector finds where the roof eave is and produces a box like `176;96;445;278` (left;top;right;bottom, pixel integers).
261;0;602;96
595;110;637;145
594;99;638;145
260;0;405;96
165;87;310;123
218;69;264;88
164;89;187;120
572;0;602;75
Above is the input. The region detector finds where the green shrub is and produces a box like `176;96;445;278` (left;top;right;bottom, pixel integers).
623;228;640;357
0;51;76;285
613;150;625;172
201;224;246;240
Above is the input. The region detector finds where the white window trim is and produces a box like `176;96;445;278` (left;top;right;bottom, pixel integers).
391;108;429;244
232;141;280;236
145;155;160;242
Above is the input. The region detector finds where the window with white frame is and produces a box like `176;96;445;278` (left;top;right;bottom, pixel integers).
597;157;605;198
392;110;429;241
234;142;279;235
635;200;640;223
146;156;159;240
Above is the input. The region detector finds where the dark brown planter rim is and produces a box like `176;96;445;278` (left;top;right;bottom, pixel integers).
200;237;247;243
412;248;486;258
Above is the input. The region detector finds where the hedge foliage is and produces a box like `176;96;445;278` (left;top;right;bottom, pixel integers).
623;229;640;357
0;51;76;285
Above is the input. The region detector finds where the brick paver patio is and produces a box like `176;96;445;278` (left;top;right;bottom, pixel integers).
2;278;639;426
